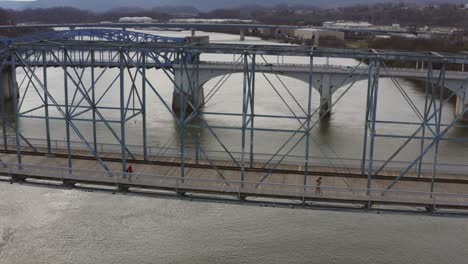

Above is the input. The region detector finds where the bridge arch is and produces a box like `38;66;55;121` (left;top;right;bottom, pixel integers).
195;66;319;93
173;65;343;116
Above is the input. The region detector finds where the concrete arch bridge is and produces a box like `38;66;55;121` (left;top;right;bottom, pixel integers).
173;61;468;117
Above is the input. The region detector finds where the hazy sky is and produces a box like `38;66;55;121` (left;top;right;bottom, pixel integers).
0;0;460;12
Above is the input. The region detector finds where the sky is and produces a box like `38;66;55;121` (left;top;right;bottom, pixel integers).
0;0;461;12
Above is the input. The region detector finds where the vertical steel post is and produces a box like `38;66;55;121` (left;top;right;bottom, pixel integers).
11;53;22;167
361;61;374;175
418;62;431;177
431;64;446;195
119;49;127;174
91;50;98;153
241;52;248;183
194;53;200;164
63;49;72;172
0;64;7;150
179;51;186;179
249;54;256;168
42;50;51;153
141;51;148;161
367;60;380;193
304;53;314;186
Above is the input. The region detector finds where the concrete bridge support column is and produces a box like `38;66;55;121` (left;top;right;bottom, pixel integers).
319;75;332;117
313;36;320;47
454;80;468;122
0;69;14;101
274;27;280;40
171;68;204;115
240;29;245;41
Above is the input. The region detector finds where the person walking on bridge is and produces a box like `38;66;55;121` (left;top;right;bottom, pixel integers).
316;177;322;195
126;164;134;179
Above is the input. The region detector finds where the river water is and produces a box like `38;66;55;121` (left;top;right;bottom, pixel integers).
1;30;468;263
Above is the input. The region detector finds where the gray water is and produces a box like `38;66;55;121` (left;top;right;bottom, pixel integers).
1;184;468;264
1;30;468;263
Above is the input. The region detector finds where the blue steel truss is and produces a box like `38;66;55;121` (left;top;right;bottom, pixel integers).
0;29;185;45
1;29;185;68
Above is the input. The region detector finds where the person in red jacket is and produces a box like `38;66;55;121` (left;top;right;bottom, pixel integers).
127;165;133;174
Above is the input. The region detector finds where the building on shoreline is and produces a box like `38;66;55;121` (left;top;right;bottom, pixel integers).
294;28;344;45
118;17;156;23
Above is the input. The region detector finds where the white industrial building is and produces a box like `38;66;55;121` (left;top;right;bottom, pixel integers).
323;21;373;29
294;28;345;45
118;17;155;23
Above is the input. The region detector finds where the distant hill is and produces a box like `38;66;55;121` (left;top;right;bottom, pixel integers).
1;0;464;11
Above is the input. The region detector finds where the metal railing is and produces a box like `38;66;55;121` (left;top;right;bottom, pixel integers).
1;162;468;208
3;136;468;175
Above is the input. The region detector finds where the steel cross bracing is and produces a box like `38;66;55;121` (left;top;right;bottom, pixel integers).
1;40;468;205
0;29;185;46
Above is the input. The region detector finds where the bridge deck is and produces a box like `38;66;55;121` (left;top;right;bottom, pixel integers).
1;151;468;211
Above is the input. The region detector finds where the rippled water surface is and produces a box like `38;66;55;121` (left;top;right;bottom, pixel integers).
1;184;468;264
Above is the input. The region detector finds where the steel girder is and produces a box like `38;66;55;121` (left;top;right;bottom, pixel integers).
0;29;185;46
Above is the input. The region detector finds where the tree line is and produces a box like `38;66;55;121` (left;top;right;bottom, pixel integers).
0;6;172;37
2;3;468;39
1;3;468;28
200;3;468;28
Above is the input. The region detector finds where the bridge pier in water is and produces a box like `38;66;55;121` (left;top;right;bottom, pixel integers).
452;80;468;122
0;68;14;102
240;30;245;41
171;65;205;114
172;89;205;114
319;75;333;117
455;96;468;122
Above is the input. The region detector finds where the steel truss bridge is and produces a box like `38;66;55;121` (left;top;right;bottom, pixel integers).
0;28;185;45
1;29;468;214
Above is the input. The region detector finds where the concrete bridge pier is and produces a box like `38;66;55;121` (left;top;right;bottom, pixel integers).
455;96;468;122
274;27;280;40
172;90;205;115
0;69;14;102
454;80;468;122
319;75;332;117
240;30;245;41
171;68;204;115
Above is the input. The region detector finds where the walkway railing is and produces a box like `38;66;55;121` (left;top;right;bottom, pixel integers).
1;162;467;208
3;136;468;175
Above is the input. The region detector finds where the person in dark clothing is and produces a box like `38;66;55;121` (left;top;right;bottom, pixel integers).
316;177;322;195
